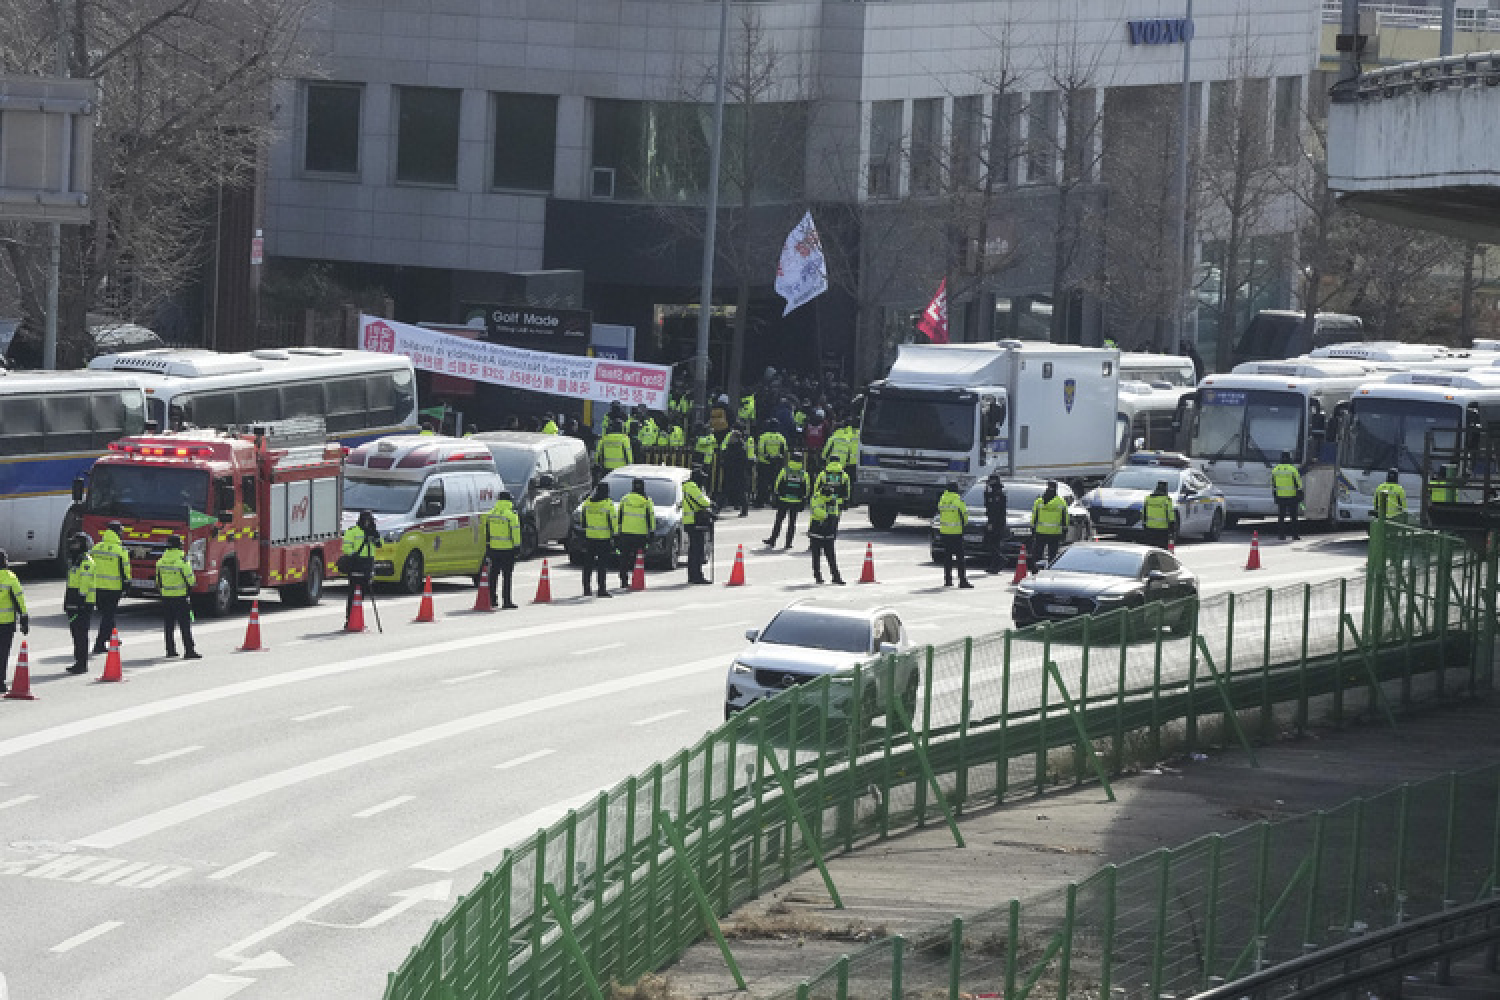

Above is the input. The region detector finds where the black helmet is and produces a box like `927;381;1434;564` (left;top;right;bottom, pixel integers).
69;532;93;556
497;490;513;501
1388;468;1400;482
595;482;611;500
1157;480;1169;492
167;534;184;549
632;478;646;492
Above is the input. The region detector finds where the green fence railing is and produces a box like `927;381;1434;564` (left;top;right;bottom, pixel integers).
383;524;1496;1000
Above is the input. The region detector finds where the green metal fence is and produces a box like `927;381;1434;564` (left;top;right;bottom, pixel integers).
383;524;1496;1000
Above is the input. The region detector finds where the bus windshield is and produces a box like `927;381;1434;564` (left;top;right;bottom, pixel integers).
87;465;211;520
1341;398;1459;475
862;389;976;452
1190;389;1305;464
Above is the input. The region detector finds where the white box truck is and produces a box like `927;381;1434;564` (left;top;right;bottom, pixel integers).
855;340;1121;529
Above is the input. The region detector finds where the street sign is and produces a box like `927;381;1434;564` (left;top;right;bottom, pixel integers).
0;75;96;224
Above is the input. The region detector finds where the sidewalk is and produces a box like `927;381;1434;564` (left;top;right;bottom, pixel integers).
661;697;1500;1000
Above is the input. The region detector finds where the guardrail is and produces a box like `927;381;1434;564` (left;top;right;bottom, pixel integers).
383;522;1494;1000
1352;48;1500;99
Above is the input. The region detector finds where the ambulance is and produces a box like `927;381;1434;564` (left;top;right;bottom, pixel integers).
340;435;505;592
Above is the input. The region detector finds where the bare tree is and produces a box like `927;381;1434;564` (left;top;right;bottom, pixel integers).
0;0;315;367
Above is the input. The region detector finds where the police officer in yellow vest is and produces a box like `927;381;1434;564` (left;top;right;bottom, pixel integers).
1031;480;1069;569
936;481;973;589
484;490;522;609
807;481;846;585
667;419;686;449
1142;480;1175;551
1374;468;1407;522
342;510;380;628
594;419;634;477
0;549;29;693
581;482;619;598
755;419;787;508
693;425;718;486
156;534;201;659
64;533;96;674
540;414;559;435
1271;451;1304;541
814;459;852;506
91;520;129;655
683;468;714;584
617;478;656;589
764;452;809;549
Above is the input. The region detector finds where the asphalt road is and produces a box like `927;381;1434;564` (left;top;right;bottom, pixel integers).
0;510;1369;1000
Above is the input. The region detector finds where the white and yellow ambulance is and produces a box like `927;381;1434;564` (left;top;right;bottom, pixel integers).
341;435;505;592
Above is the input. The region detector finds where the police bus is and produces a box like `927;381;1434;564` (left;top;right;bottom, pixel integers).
0;369;147;567
87;347;419;445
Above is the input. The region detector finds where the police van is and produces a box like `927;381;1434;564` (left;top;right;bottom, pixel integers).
341;435;504;592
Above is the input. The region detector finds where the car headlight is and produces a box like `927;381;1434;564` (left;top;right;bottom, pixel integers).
1095;594;1127;606
187;537;206;570
730;660;753;676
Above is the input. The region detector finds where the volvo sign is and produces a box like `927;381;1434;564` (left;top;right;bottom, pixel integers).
1127;18;1195;45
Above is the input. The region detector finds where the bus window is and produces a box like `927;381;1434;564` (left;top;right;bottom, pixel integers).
282;381;323;419
327;376;367;432
238;386;282;424
44;395;93;451
184;391;236;429
0;396;43;456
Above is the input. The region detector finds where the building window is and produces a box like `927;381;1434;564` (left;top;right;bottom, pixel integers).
592;100;710;202
1063;88;1095;183
492;92;557;191
304;83;361;175
910;98;942;196
1273;76;1301;165
951;96;982;190
723;101;808;203
396;86;461;185
868;100;902;199
991;92;1022;187
1027;91;1058;184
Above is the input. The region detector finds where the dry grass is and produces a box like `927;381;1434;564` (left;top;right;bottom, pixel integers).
720;899;887;943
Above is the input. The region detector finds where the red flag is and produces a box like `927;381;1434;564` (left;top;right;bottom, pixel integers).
916;279;949;344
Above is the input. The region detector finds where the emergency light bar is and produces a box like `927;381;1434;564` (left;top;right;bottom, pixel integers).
109;441;215;458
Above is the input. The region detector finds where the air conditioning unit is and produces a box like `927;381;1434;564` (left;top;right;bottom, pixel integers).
591;167;615;199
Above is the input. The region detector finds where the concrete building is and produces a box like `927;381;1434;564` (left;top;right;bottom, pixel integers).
265;0;1323;382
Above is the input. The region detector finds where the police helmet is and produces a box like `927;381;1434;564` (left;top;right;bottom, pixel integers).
497;490;513;501
633;478;646;493
69;532;93;555
167;534;184;549
1388;468;1400;482
1157;480;1169;492
594;482;611;500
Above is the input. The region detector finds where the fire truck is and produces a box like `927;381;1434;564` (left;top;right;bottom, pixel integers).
76;417;344;616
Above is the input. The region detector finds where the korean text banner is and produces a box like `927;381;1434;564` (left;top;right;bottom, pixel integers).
360;316;671;410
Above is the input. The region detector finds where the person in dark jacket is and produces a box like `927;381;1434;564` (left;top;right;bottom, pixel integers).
982;474;1009;574
719;426;752;516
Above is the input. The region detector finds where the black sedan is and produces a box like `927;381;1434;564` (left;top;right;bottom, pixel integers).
928;479;1092;567
1011;541;1198;632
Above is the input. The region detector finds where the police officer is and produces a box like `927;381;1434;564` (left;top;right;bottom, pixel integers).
1374;468;1407;522
156;534;200;659
617;478;656;589
720;426;751;515
64;533;96;674
982;473;1009;574
540;413;560;435
1142;480;1175;550
1271;451;1304;540
764;451;809;549
483;490;522;609
755;418;787;508
1031;480;1069;569
814;458;852;506
594;419;634;477
0;550;29;693
581;482;618;598
91;519;128;654
936;481;973;588
807;481;846;585
683;468;714;584
342;510;379;628
693;424;718;487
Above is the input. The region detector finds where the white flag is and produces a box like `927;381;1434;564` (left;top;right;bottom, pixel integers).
774;211;828;317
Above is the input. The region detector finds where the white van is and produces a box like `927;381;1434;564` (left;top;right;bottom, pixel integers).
341;435;504;592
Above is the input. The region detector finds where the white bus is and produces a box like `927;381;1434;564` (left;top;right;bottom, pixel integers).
1119;351;1197;389
1336;370;1500;526
0;370;147;566
87;347;419;445
1116;380;1188;457
1177;359;1385;526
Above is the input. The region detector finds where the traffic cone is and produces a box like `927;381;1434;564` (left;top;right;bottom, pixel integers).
533;559;553;604
99;630;124;682
1011;547;1030;585
414;576;437;623
630;550;646;591
238;600;268;651
473;558;494;612
1168;537;1176;554
345;587;368;632
858;543;877;583
3;641;35;700
1245;531;1262;571
725;544;747;586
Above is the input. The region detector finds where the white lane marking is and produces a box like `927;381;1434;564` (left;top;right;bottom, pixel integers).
73;654;727;850
0;795;38;811
494;748;555;770
632;709;687;727
91;861;151;885
117;864;190;889
161;974;257;1000
215;869;386;965
571;642;624;656
292;706;350;722
354;796;415;819
209;852;277;881
697;621;755;631
136;746;203;766
441;669;497;685
50;920;124;953
0;610;674;761
413;788;604;872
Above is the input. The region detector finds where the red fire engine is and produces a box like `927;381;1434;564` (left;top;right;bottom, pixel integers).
76;418;344;616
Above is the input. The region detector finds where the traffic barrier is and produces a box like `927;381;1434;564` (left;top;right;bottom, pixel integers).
346;588;368;632
414;576;437;623
630;550;646;591
473;559;494;612
238;600;268;651
858;543;877;583
533;560;553;604
3;641;35;700
1011;547;1029;585
725;544;746;586
1246;531;1262;570
99;630;124;682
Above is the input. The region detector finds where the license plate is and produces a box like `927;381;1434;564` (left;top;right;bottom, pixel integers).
1044;603;1079;615
896;485;924;495
1099;516;1127;525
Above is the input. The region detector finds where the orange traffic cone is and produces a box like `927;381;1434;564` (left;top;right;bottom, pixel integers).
414;576;437;623
3;641;35;700
238;600;268;651
533;559;553;604
1245;531;1262;571
99;630;124;682
1011;547;1030;585
630;550;646;591
858;543;877;584
725;544;746;586
473;559;494;612
345;587;368;632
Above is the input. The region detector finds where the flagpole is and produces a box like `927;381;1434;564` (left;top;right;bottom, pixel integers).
692;0;731;426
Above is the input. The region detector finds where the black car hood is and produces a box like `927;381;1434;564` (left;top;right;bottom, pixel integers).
1024;570;1141;599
